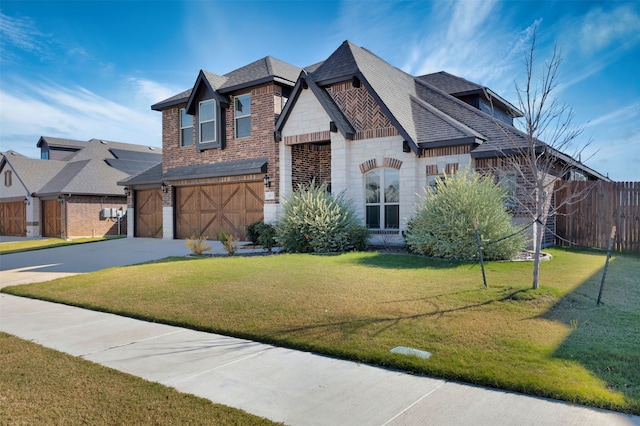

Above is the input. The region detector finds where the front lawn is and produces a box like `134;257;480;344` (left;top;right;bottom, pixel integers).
0;333;277;425
3;248;639;414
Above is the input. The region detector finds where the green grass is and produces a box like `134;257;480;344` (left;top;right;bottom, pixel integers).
0;333;278;425
0;237;118;255
3;248;639;414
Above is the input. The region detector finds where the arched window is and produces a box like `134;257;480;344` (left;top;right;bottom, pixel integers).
365;168;399;229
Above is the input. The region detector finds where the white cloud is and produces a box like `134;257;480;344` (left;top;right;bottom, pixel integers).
0;12;51;61
584;102;640;129
0;78;171;156
580;5;640;54
397;0;539;96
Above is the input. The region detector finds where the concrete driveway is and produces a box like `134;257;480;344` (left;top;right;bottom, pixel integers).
0;237;254;288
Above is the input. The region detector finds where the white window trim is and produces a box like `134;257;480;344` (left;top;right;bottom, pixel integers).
234;93;251;139
365;168;400;230
199;99;216;144
180;108;193;147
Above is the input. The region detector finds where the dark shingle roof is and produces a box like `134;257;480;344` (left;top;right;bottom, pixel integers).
163;158;268;181
218;56;300;92
414;80;534;156
1;154;66;194
417;72;483;95
152;56;301;112
118;162;163;186
2;138;161;197
36;136;86;149
417;71;523;118
150;89;192;111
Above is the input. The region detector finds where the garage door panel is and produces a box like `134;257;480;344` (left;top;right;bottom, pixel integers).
42;200;61;238
135;189;162;238
0;202;26;236
176;181;263;240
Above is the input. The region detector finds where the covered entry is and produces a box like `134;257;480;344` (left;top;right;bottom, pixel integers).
135;189;163;238
0;201;26;236
175;181;263;240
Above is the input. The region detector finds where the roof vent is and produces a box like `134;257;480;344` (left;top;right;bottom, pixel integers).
148;146;156;150
100;140;108;144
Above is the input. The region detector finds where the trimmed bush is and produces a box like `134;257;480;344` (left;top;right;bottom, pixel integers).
246;221;262;245
405;169;526;260
275;182;369;253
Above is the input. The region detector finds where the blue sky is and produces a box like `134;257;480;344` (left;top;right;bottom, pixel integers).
1;0;638;180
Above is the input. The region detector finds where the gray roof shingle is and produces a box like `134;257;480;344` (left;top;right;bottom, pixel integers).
152;56;301;111
2;138;161;197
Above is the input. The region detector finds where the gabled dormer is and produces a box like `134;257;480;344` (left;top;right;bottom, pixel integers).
185;70;230;152
37;136;85;160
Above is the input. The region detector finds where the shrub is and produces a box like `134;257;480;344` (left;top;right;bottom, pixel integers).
218;229;239;256
246;221;276;251
405;169;526;260
256;223;276;252
275;182;369;253
185;231;212;256
246;221;261;245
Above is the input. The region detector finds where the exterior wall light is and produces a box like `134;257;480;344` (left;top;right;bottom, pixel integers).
263;174;271;188
161;182;169;193
124;187;131;197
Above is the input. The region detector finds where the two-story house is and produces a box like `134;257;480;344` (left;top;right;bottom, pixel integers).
122;41;607;245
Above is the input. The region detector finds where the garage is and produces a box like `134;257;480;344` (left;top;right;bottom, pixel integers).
135;189;163;238
175;181;263;240
0;201;26;236
42;199;61;238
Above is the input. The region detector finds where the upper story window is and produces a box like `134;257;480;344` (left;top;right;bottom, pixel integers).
41;151;49;160
4;170;11;187
365;168;399;229
180;108;194;147
199;100;216;144
235;94;251;138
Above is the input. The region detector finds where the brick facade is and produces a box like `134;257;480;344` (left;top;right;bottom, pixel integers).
64;196;127;238
161;83;285;201
291;144;331;189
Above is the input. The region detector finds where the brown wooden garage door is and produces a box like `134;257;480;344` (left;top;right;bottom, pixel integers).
135;189;163;238
175;181;263;240
0;201;26;236
42;200;61;238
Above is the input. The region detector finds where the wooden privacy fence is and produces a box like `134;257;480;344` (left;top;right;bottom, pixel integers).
555;181;640;253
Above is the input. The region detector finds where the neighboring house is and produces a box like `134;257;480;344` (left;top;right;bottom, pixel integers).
0;137;161;238
122;40;608;245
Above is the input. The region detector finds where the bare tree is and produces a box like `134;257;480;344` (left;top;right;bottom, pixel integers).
493;28;595;289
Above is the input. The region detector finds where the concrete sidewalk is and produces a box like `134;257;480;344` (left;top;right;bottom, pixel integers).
1;294;638;425
1;237;639;425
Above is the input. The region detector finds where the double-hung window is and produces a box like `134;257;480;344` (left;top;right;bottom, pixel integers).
199;100;216;144
365;168;399;229
180;108;193;147
235;94;251;138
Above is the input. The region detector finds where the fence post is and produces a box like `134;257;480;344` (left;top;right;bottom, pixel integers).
597;226;616;306
473;218;487;288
